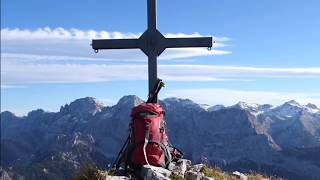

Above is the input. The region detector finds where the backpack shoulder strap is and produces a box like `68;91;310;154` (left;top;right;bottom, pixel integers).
168;144;184;161
113;135;130;169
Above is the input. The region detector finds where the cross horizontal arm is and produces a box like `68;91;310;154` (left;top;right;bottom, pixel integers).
165;37;212;49
92;39;140;50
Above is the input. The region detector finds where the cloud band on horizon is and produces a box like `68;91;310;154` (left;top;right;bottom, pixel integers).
2;62;320;86
164;88;320;107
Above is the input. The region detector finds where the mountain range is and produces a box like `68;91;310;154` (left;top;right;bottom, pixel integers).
1;96;320;180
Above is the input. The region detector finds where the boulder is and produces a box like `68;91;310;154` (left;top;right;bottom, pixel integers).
169;159;191;176
232;171;248;180
190;164;205;172
140;165;171;180
106;176;130;180
202;177;215;180
184;170;204;180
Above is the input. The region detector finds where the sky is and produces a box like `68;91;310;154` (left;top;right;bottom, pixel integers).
1;0;320;115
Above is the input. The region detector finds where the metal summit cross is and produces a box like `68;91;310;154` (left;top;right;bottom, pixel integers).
92;0;212;102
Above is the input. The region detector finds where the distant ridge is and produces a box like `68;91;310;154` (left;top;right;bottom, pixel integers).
1;96;320;180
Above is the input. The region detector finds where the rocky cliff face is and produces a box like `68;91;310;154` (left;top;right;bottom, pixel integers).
1;96;320;180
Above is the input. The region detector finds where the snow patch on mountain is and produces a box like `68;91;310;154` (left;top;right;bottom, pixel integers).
230;101;273;116
62;97;104;118
264;100;319;119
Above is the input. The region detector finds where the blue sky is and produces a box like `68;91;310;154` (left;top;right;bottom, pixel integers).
1;0;320;115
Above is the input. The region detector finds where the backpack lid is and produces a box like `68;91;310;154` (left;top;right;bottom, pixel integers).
131;103;164;117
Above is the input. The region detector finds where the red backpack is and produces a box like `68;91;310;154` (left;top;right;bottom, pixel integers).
127;103;172;168
113;79;182;172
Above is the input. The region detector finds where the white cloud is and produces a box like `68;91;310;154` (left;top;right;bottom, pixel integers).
1;28;229;42
160;48;229;60
1;63;147;84
164;88;320;107
1;53;145;62
1;61;319;85
1;27;319;86
1;63;236;84
1;27;230;60
160;65;320;77
0;27;141;40
1;85;27;89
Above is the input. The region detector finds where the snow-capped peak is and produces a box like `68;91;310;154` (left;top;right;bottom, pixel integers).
284;100;303;108
306;103;318;109
267;100;304;118
200;104;210;110
229;102;274;116
67;97;104;117
280;100;319;114
235;101;259;110
303;103;320;113
230;102;264;116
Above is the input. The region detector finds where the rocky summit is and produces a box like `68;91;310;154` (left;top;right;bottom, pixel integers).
1;96;320;180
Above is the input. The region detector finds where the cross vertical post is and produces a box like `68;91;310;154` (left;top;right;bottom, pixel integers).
92;0;213;103
147;0;158;101
148;0;156;30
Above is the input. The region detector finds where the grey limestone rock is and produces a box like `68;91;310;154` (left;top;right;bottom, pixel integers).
184;170;204;180
232;171;248;180
140;165;171;180
202;177;215;180
169;159;191;176
189;164;205;172
106;176;131;180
